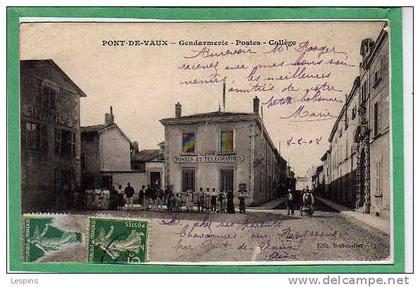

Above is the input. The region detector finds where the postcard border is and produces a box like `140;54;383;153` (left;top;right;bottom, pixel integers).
7;7;404;273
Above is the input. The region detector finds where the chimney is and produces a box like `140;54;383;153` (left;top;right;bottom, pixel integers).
105;106;114;125
133;141;139;153
253;96;260;114
175;102;182;118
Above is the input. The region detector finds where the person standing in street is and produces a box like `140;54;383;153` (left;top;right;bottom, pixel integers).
227;190;235;214
165;186;173;212
237;187;248;214
211;188;217;212
286;189;295;215
124;182;135;211
116;185;124;211
139;185;145;210
186;189;193;212
197;187;204;213
157;186;164;212
144;185;151;211
150;185;157;211
110;185;118;210
205;188;211;213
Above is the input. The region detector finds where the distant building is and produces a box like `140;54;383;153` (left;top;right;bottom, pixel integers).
286;165;296;192
312;165;324;194
160;97;288;206
20;59;87;212
130;142;165;190
321;25;390;218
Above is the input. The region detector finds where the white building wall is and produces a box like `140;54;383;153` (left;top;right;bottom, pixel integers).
165;120;254;204
99;127;131;171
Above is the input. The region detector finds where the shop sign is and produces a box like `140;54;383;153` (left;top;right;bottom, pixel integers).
173;154;244;163
25;105;72;127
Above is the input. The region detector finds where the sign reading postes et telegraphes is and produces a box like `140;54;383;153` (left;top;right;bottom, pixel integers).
24;105;72;127
173;154;244;163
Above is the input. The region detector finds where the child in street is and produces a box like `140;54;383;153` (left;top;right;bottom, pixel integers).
186;190;194;212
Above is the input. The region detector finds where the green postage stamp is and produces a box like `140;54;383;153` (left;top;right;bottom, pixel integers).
23;216;84;262
88;217;149;264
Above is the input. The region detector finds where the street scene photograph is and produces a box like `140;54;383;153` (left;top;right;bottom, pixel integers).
19;20;391;264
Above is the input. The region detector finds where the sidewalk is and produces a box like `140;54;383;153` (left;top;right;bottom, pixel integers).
316;196;390;235
248;196;286;210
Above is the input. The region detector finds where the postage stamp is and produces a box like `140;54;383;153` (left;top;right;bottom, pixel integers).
88;217;149;264
23;215;84;262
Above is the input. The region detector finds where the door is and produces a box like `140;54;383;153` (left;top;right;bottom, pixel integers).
150;172;161;189
181;169;195;192
220;169;234;193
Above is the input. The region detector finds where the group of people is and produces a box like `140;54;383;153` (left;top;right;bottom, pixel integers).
109;183;248;214
286;186;315;216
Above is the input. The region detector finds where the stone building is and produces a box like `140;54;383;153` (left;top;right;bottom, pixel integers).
325;77;361;207
81;107;164;197
358;26;390;217
20;59;87;212
130;142;165;190
321;25;390;218
160;97;288;206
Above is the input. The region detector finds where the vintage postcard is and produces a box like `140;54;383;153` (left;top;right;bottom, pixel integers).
17;17;395;266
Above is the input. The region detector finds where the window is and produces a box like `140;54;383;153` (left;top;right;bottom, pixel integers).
352;107;357;119
39;82;60;110
220;130;234;153
373;102;380;136
220;169;234;193
361;81;368;103
373;59;384;88
182;169;195;192
55;128;75;157
182;132;196;153
25;122;48;153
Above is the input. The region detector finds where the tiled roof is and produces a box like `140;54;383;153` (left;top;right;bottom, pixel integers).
132;149;163;162
80;124;108;133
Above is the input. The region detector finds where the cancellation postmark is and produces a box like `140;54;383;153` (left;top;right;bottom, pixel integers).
88;217;149;264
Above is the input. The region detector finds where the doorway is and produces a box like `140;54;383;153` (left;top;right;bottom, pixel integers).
220;169;234;193
150;172;161;189
181;169;195;192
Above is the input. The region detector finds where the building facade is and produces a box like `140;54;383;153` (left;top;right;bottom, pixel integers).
81;107;164;197
130;142;165;190
325;77;360;207
361;27;390;217
20;60;87;212
160;97;288;206
321;25;390;218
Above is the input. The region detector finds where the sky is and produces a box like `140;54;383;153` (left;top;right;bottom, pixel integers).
20;21;385;176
